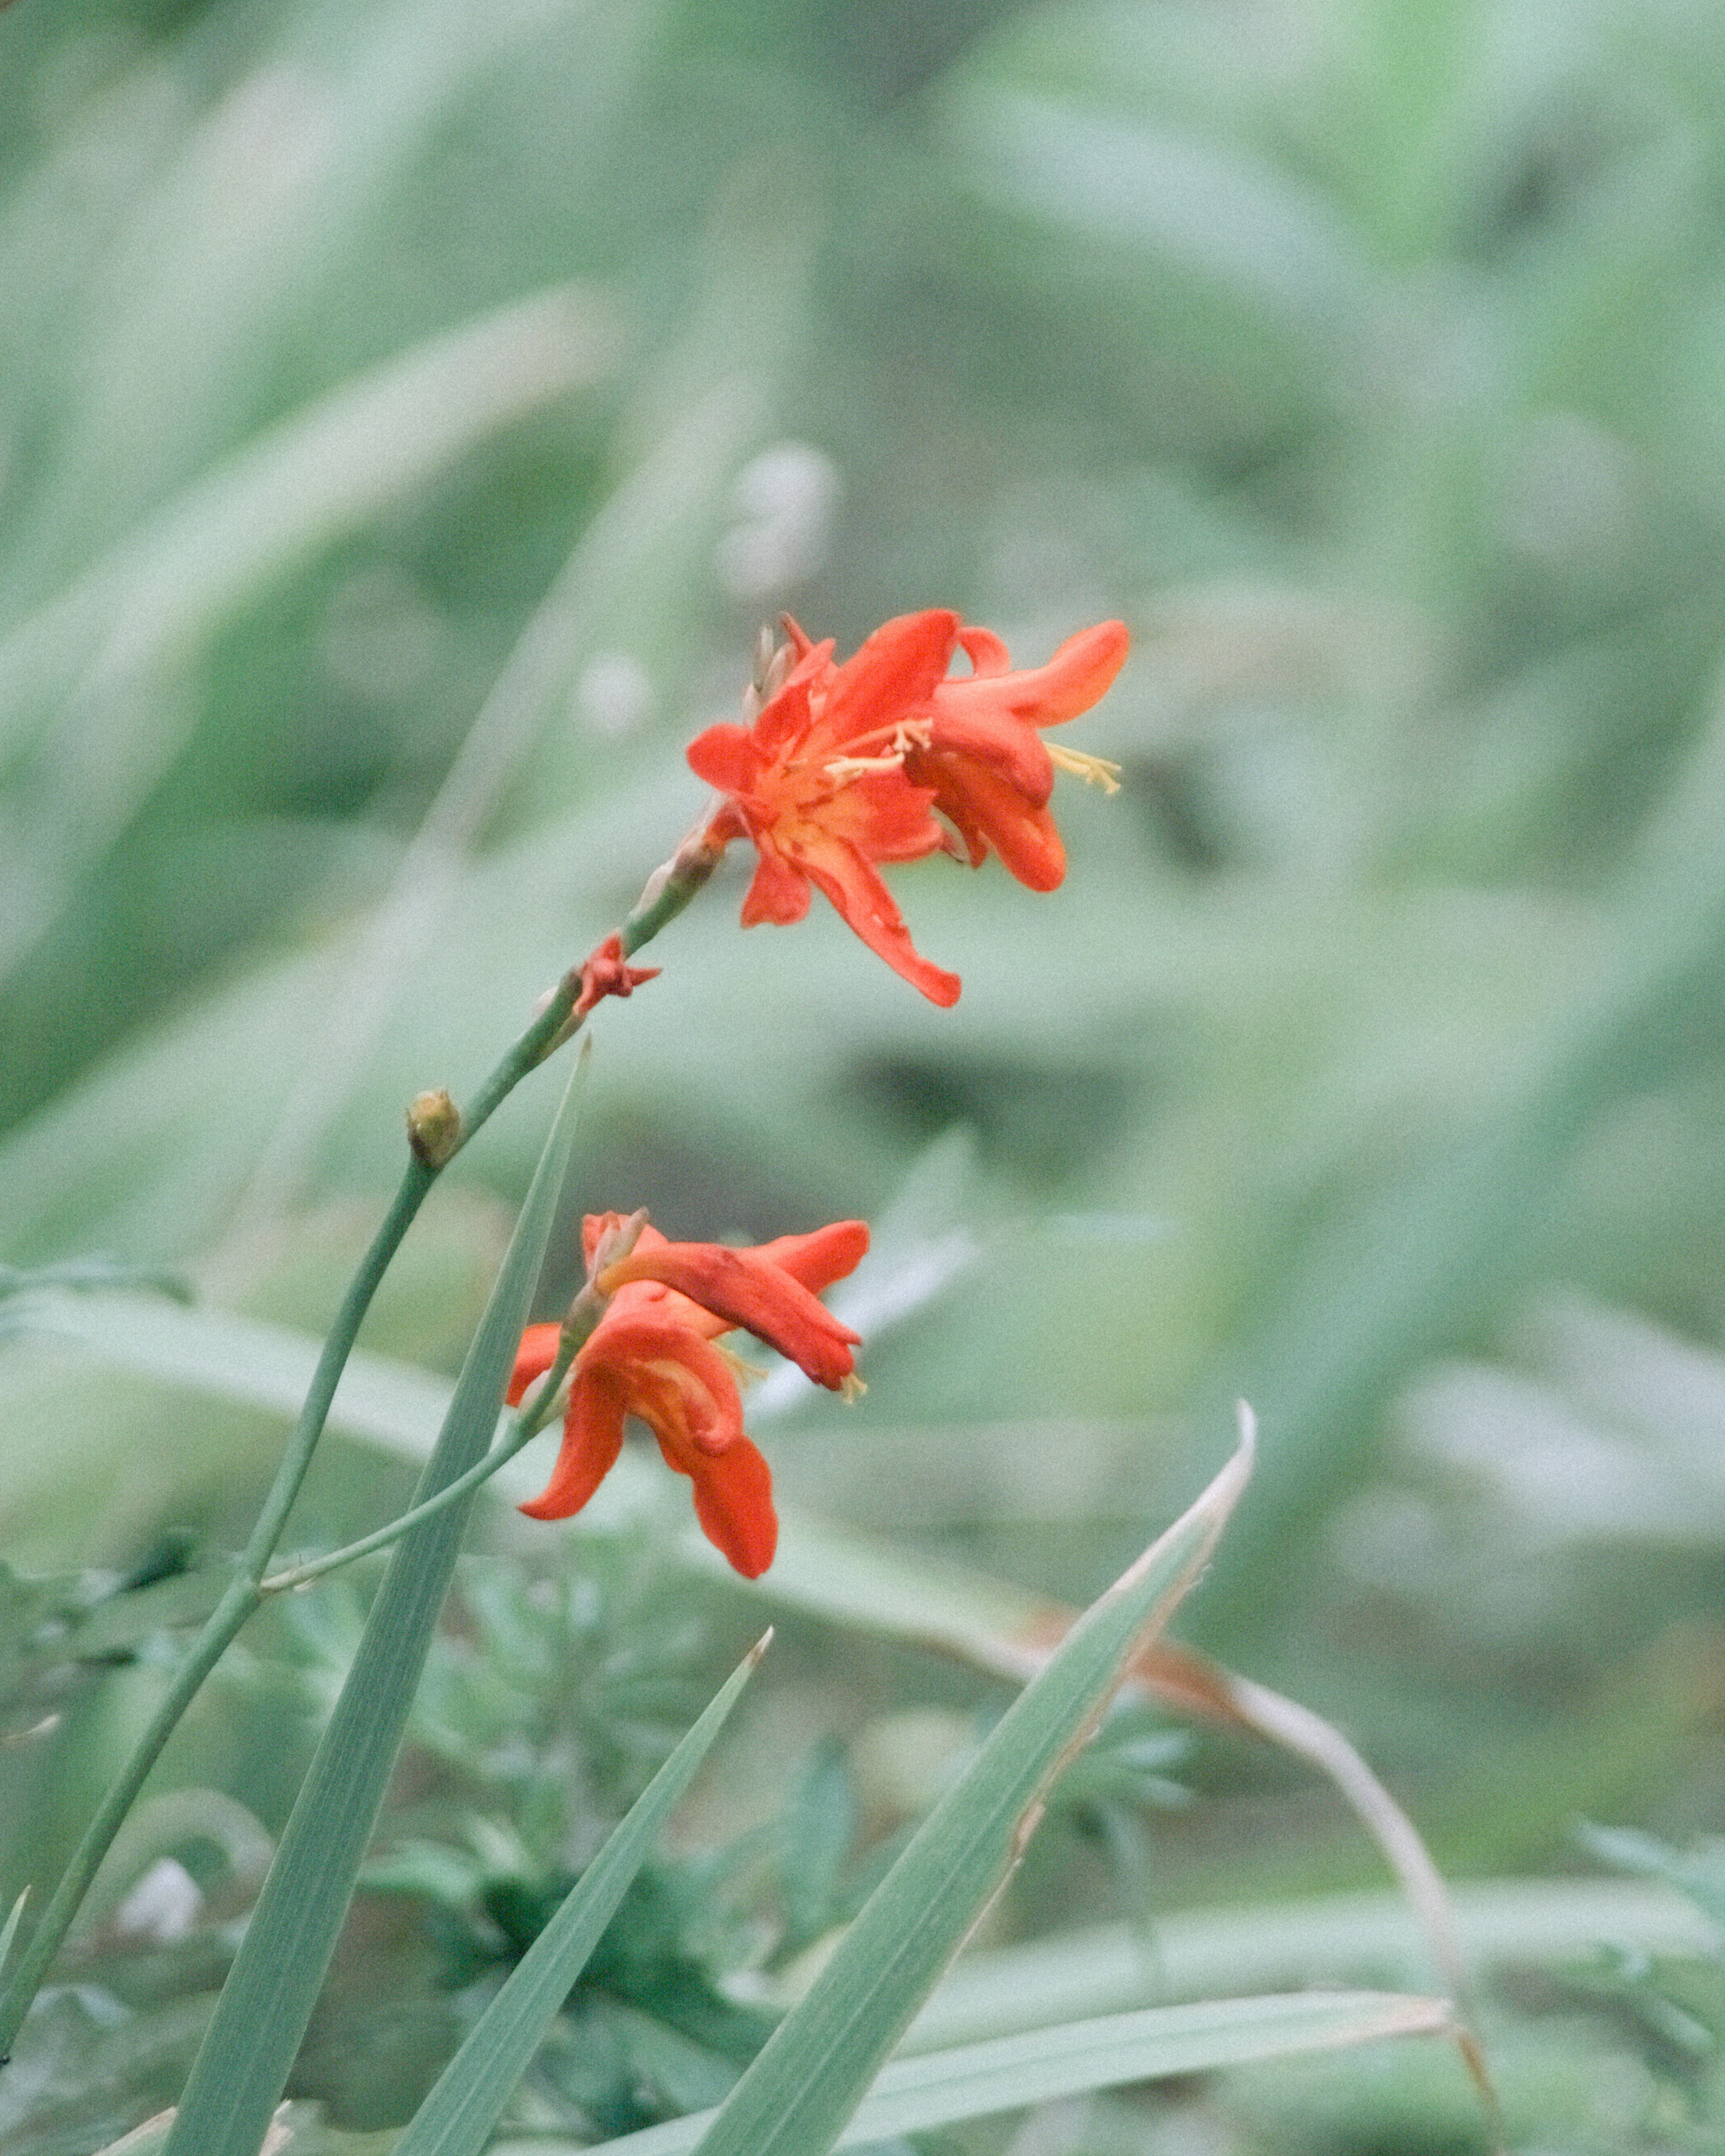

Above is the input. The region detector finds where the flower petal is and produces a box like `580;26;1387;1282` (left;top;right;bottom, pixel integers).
821;609;959;745
920;750;1067;889
798;839;961;1006
917;707;1055;806
506;1322;563;1407
599;1241;862;1387
675;1432;778;1577
955;625;1010;676
686;720;761;795
517;1364;626;1519
740;848;814;927
751;1219;871;1297
596;1313;747;1457
935;619;1129;729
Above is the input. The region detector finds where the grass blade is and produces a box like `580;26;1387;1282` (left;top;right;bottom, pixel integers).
0;284;614;746
574;1989;1451;2156
161;1048;588;2156
0;1888;27;1986
394;1634;769;2156
680;1420;1254;2156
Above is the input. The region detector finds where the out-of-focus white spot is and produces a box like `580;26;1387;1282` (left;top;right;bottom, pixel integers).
1004;2094;1097;2156
1401;1354;1725;1546
716;441;842;600
574;651;655;738
112;1856;203;1942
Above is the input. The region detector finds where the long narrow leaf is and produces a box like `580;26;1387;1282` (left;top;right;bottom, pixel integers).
162;1049;588;2156
4;1293;1468;2019
681;1423;1254;2156
0;1889;27;1986
394;1634;770;2156
903;1876;1715;2050
0;285;614;744
568;1988;1450;2156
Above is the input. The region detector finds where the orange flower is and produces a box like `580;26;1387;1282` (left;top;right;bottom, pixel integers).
507;1213;868;1577
686;610;1128;1002
911;618;1129;892
688;611;958;1005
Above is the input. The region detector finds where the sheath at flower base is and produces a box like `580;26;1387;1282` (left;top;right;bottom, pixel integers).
686;609;1128;1003
507;1214;869;1578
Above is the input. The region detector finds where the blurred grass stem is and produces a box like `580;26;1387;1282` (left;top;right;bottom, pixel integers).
222;377;752;1237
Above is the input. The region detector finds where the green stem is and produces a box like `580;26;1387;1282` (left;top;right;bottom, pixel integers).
0;828;724;2058
0;1571;259;2058
259;1425;539;1596
259;1286;608;1597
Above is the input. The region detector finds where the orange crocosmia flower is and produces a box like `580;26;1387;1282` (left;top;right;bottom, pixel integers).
688;610;959;1006
507;1213;868;1578
686;610;1128;1001
910;618;1129;893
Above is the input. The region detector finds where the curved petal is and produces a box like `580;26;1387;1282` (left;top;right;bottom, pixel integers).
751;1219;871;1297
740;848;813;927
754;672;821;757
517;1364;626;1519
598;1313;747;1458
926;752;1067;889
935;619;1129;729
796;837;961;1006
821;610;960;745
599;1242;862;1387
686;721;762;795
825;768;947;864
677;1433;778;1577
506;1323;563;1407
955;625;1010;675
915;708;1056;806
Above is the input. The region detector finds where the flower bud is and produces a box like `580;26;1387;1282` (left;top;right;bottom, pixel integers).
406;1088;463;1168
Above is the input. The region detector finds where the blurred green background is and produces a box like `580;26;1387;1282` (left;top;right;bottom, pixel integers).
8;0;1725;2147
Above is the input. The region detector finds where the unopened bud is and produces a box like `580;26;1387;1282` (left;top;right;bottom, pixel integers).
752;619;778;696
589;1206;650;1283
762;637;793;700
406;1088;462;1168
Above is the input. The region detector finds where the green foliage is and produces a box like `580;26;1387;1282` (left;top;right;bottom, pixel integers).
9;0;1725;2145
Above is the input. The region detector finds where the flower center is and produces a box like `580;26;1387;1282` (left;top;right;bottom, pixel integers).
822;718;934;783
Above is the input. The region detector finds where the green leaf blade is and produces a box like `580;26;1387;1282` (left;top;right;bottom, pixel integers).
683;1426;1254;2156
573;1987;1452;2156
394;1634;768;2156
161;1050;588;2156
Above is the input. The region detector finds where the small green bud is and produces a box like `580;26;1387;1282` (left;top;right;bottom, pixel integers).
406;1087;462;1168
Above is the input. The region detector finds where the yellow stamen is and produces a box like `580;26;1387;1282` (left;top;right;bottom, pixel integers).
1049;744;1123;794
840;1373;867;1404
716;1340;770;1386
823;751;906;781
823;719;932;783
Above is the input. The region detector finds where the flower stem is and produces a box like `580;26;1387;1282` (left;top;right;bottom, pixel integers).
0;835;722;2059
260;1423;537;1596
258;1287;608;1598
